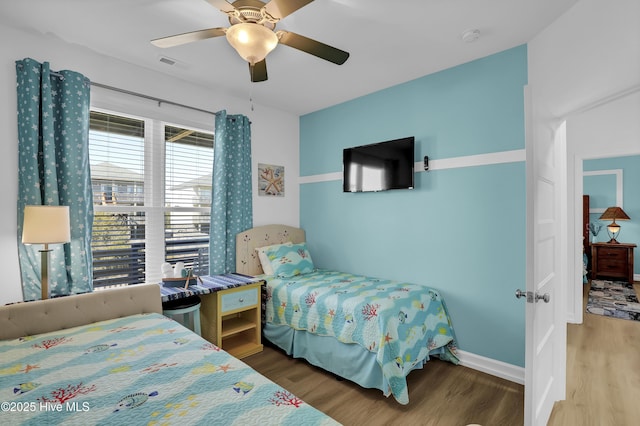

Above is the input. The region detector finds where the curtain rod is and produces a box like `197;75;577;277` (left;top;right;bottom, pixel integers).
42;68;217;116
90;82;217;116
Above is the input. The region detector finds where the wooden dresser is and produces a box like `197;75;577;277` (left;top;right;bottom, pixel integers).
591;242;636;283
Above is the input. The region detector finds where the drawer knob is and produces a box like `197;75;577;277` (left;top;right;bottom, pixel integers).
239;298;244;303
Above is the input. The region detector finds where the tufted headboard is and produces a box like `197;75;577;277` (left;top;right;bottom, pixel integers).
236;224;306;276
0;284;162;340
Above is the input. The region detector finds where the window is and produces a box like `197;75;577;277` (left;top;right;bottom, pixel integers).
89;111;213;288
164;125;213;276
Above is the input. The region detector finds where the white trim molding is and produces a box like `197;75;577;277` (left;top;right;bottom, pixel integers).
299;171;342;185
422;149;525;172
457;349;525;385
299;149;526;185
583;169;624;212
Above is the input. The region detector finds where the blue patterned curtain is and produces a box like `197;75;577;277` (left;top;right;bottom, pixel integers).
209;110;253;275
16;58;94;300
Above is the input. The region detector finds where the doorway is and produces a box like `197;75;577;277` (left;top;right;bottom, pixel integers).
566;89;640;325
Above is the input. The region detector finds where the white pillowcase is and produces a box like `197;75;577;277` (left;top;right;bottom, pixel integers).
255;242;293;275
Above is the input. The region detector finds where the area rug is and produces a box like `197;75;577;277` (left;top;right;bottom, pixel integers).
586;280;640;321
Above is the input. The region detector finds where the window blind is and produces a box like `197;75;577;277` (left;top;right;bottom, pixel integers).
89;112;146;287
89;111;213;287
89;112;145;207
164;125;213;275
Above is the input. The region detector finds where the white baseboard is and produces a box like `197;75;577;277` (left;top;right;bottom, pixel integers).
456;350;525;385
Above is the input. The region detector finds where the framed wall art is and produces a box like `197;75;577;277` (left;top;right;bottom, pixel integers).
258;163;284;197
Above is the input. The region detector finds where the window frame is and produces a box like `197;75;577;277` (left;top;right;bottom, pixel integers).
89;101;214;287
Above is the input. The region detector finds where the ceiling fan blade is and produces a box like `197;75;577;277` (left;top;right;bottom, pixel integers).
264;0;314;20
206;0;237;13
249;60;268;82
278;31;349;65
151;28;226;48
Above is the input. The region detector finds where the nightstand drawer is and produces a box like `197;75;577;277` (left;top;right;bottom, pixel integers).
598;247;627;261
221;287;258;313
199;280;263;359
591;242;636;283
597;259;626;272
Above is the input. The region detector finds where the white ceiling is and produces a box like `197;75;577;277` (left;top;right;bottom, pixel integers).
0;0;578;115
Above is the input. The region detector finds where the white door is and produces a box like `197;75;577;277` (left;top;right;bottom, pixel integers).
522;86;567;425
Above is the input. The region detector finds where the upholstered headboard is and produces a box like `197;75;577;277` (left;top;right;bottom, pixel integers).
0;284;162;340
236;224;306;276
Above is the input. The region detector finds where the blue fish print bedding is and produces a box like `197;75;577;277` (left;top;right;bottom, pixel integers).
264;269;459;404
0;313;339;425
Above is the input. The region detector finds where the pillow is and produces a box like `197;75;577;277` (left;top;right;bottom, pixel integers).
264;242;315;278
255;242;293;275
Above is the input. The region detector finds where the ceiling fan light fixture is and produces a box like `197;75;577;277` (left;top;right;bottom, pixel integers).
226;23;278;64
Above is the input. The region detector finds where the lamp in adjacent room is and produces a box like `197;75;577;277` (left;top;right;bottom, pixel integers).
598;206;630;244
21;205;71;299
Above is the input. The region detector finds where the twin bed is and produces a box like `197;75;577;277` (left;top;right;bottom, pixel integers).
0;283;338;425
236;225;459;405
0;224;458;424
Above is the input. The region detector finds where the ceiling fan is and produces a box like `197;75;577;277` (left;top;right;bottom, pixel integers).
151;0;350;82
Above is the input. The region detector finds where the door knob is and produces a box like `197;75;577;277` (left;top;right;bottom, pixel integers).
536;293;550;303
516;290;550;303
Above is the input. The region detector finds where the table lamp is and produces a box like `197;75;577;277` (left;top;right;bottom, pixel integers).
598;206;630;244
22;205;71;299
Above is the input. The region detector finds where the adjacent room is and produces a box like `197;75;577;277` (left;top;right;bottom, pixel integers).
0;1;638;425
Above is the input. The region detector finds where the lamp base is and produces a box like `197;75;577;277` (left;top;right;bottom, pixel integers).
39;248;51;300
606;228;621;244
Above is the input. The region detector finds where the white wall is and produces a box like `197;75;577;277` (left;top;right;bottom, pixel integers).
529;0;640;119
0;23;300;305
568;92;640;159
528;0;640;323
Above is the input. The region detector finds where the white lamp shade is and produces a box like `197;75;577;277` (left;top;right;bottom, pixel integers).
225;23;278;64
22;205;71;245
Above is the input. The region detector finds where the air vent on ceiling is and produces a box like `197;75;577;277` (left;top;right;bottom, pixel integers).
159;56;176;66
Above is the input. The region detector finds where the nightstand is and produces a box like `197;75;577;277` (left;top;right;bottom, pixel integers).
591;242;636;283
200;281;263;359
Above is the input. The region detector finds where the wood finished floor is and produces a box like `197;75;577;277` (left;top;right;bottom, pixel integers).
243;281;640;426
547;280;640;426
244;343;523;426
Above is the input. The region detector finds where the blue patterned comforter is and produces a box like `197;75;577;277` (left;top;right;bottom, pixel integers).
264;270;459;404
0;313;339;425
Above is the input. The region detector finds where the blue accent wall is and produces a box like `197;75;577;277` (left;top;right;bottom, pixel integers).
584;155;640;273
299;46;528;366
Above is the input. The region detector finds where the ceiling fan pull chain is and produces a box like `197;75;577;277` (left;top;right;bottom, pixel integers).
249;84;254;111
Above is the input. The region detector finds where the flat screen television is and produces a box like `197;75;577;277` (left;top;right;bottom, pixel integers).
343;136;415;192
